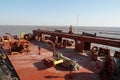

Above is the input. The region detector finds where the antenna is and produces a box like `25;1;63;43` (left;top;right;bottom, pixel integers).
76;13;79;26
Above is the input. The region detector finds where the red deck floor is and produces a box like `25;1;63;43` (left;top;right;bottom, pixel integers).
5;40;100;80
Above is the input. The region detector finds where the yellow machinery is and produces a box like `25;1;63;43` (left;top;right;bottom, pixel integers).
53;59;64;65
20;32;24;39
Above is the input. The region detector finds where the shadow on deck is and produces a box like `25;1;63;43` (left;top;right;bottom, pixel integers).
33;60;48;70
30;40;53;52
44;72;100;80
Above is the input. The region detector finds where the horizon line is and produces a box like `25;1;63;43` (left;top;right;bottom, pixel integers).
0;24;120;27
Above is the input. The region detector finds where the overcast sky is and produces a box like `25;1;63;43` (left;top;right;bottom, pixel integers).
0;0;120;27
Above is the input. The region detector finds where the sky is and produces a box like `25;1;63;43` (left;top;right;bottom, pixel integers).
0;0;120;27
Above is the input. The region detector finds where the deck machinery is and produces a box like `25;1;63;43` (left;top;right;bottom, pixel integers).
9;39;30;54
42;39;80;70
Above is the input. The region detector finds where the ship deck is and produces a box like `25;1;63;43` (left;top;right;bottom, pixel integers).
4;40;100;80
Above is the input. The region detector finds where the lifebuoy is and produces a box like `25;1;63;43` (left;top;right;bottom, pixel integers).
91;46;98;53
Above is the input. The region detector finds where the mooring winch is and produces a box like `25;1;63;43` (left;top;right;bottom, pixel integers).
9;39;30;54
